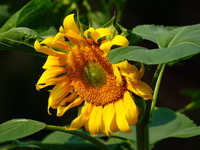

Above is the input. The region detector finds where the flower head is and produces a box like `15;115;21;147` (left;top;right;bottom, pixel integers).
34;14;153;136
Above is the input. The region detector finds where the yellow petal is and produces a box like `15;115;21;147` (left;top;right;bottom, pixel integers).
114;99;132;133
85;27;112;42
57;97;83;117
65;30;86;45
69;103;92;129
127;80;153;100
111;35;129;47
123;91;139;125
99;40;112;55
42;56;67;69
48;80;72;109
116;61;138;83
34;40;67;58
36;75;69;90
93;28;112;42
138;63;145;80
63;14;80;35
60;91;78;104
110;112;119;132
85;105;103;136
102;102;115;136
43;37;71;51
112;64;123;86
36;67;67;90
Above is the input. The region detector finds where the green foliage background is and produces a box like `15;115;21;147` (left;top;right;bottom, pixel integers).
0;0;200;150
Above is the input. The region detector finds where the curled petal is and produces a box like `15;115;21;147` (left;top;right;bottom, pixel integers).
138;63;145;80
116;61;138;83
94;28;112;42
99;40;112;55
65;30;86;45
127;80;153;100
57;97;83;117
112;64;123;86
63;14;80;34
85;27;112;42
111;35;129;47
48;80;72;110
34;40;67;58
43;37;71;51
36;67;67;90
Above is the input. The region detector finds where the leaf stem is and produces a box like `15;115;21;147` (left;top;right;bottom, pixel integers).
44;125;111;150
150;64;166;119
136;64;166;150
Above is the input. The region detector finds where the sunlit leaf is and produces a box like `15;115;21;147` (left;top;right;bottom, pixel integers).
108;24;200;64
0;119;46;143
0;0;52;33
0;27;46;57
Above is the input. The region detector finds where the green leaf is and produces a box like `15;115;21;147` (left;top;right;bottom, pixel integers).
0;119;46;143
41;131;101;150
178;89;200;112
149;108;200;144
0;0;52;33
112;108;200;146
0;27;46;57
108;24;200;64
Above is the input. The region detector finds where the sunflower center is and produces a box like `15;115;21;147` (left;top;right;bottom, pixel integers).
68;45;126;106
83;63;106;87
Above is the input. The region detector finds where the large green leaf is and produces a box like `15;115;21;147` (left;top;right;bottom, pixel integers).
0;27;46;57
0;0;52;33
0;119;46;143
113;108;200;146
108;24;200;64
149;108;200;144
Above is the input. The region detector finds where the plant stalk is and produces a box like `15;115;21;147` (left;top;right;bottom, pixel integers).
44;125;111;150
136;64;166;150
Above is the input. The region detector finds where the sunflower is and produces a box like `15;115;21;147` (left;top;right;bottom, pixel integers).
34;14;153;136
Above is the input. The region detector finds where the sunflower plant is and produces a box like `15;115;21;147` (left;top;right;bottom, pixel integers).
0;0;200;150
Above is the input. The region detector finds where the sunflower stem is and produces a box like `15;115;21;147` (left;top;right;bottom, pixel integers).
136;64;166;150
44;125;111;150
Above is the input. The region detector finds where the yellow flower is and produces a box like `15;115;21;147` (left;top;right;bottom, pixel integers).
34;14;153;136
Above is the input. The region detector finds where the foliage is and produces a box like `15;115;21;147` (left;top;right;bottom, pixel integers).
0;0;200;150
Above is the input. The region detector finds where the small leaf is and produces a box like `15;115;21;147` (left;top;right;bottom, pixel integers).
179;89;200;112
108;24;200;64
0;119;46;143
0;27;46;57
0;0;52;33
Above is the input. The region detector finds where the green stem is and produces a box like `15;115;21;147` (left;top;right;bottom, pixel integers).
150;64;166;119
44;125;111;150
136;64;166;150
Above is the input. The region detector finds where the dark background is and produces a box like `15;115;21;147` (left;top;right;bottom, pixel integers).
0;0;200;149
